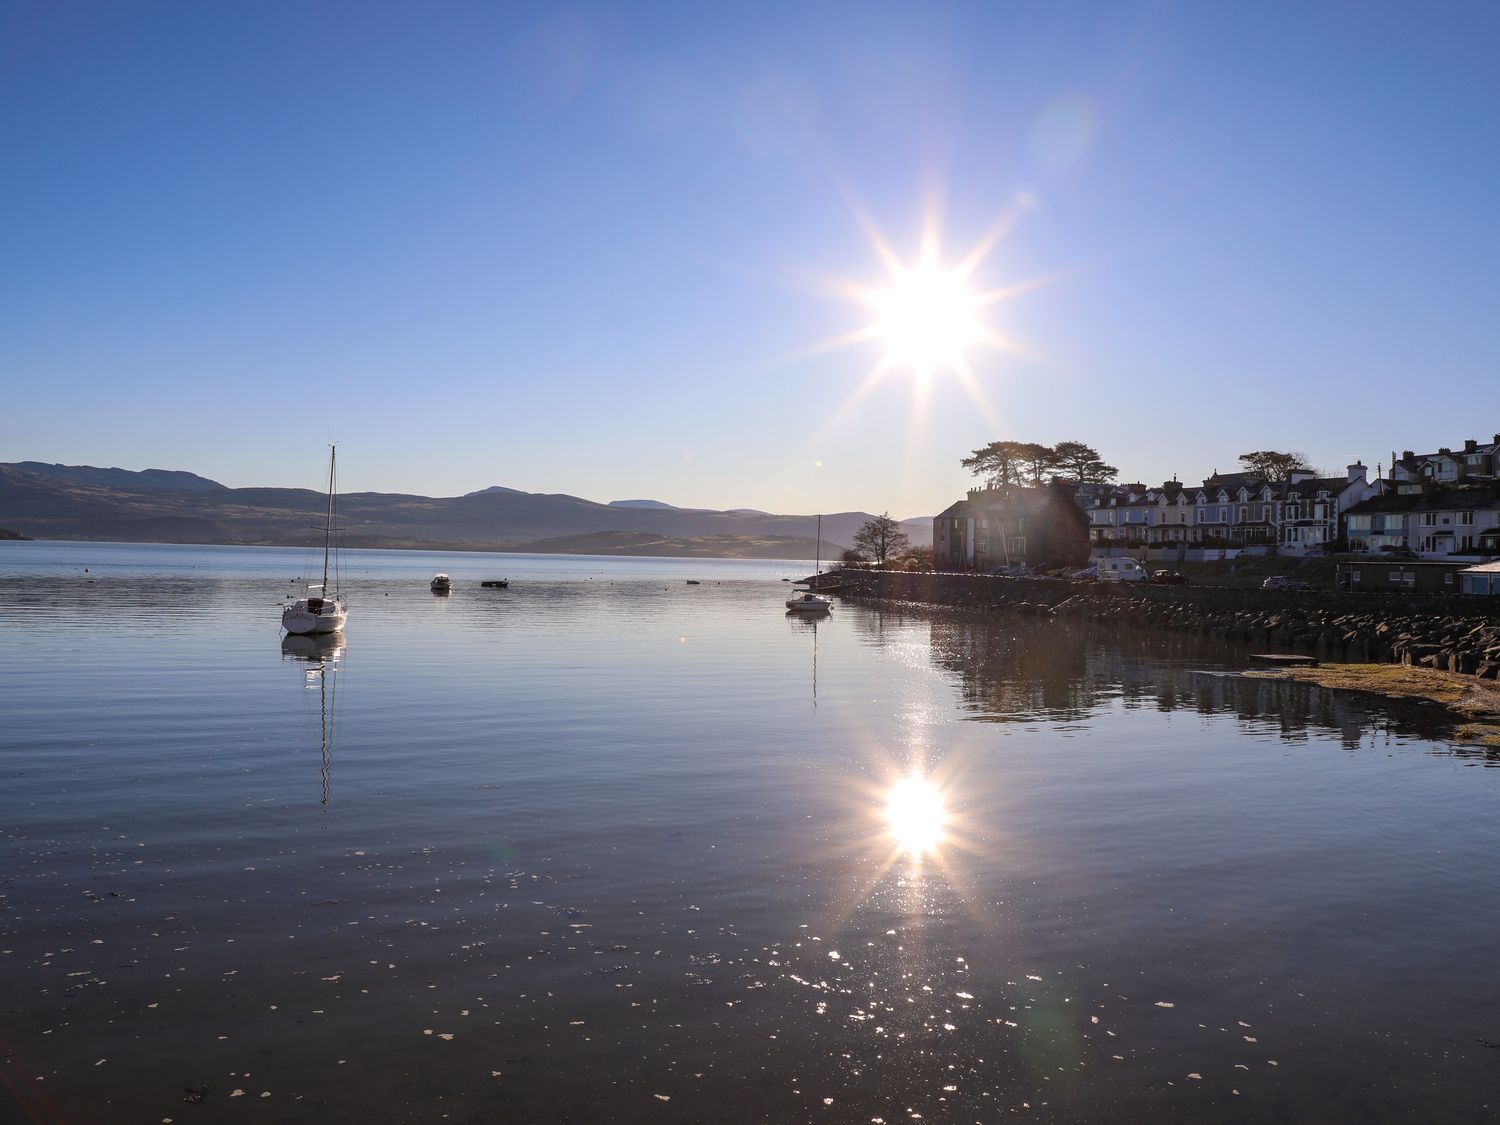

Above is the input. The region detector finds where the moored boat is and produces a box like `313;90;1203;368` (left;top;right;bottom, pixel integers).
431;573;452;593
282;447;348;636
786;591;833;613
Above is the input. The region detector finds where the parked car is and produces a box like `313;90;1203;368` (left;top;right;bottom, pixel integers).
1150;570;1188;585
1262;576;1310;591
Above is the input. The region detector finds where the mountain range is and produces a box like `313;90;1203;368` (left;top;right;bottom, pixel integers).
0;461;932;559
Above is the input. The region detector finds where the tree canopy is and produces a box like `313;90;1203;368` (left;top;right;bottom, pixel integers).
961;440;1108;487
1050;440;1118;483
850;512;911;564
1238;450;1317;481
960;441;1027;487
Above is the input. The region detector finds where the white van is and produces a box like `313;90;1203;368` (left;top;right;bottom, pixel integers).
1097;557;1147;582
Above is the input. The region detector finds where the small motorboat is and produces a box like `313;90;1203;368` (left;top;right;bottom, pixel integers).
481;579;509;588
686;579;701;585
431;573;452;593
786;591;832;613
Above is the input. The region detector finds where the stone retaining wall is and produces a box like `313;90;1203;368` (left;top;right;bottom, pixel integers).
826;570;1500;679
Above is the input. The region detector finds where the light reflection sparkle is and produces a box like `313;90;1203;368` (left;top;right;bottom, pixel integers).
886;774;948;859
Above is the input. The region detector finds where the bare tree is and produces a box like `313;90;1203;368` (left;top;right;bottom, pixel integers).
851;512;911;565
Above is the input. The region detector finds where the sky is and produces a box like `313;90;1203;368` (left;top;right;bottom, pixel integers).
2;1;1497;518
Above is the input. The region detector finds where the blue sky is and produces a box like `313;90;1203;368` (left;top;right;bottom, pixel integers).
3;1;1496;517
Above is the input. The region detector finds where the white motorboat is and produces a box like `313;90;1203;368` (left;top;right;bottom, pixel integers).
786;591;833;612
282;447;348;636
431;573;452;593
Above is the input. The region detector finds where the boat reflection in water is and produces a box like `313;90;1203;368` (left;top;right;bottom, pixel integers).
281;633;344;807
786;609;824;707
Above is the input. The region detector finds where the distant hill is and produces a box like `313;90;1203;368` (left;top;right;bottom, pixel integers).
0;461;934;557
11;461;227;493
608;499;678;510
0;526;30;540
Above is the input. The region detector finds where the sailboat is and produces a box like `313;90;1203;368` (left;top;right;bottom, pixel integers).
282;446;348;635
786;513;833;612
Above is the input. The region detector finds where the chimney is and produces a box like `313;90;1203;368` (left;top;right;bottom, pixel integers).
1465;439;1477;452
1438;447;1451;456
1402;450;1414;461
1347;462;1366;485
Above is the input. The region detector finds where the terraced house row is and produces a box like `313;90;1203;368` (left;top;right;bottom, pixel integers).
935;433;1500;572
1079;462;1375;557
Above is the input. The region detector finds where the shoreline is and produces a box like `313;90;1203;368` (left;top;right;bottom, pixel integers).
1246;663;1500;747
828;568;1500;745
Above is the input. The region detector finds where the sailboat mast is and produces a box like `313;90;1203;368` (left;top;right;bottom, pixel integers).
322;446;337;593
816;514;821;574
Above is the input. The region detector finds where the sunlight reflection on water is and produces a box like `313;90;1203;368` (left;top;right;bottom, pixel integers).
886;774;947;858
3;543;1500;1123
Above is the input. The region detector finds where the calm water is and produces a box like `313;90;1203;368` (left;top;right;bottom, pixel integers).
2;542;1498;1123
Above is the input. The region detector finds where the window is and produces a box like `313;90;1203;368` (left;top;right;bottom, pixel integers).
1218;507;1227;522
1422;513;1437;526
1445;573;1454;585
1350;570;1361;582
1461;511;1475;525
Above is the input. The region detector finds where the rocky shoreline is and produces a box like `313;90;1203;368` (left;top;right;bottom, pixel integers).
827;569;1500;680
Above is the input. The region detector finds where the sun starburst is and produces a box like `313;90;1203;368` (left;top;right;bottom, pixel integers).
798;197;1053;433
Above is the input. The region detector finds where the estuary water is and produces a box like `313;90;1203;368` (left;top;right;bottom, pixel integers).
2;541;1498;1123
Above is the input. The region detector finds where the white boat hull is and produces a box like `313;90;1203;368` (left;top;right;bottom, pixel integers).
283;599;347;635
786;593;832;612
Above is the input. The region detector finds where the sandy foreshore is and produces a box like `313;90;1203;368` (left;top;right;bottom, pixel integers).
1246;663;1500;747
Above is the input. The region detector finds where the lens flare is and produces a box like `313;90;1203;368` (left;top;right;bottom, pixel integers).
886;775;947;858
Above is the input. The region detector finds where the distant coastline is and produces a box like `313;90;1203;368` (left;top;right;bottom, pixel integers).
0;529;822;560
0;460;930;560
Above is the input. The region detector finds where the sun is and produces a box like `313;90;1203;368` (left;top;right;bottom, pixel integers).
795;197;1053;427
871;258;983;377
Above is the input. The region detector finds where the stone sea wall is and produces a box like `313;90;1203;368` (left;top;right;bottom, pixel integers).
828;570;1500;679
